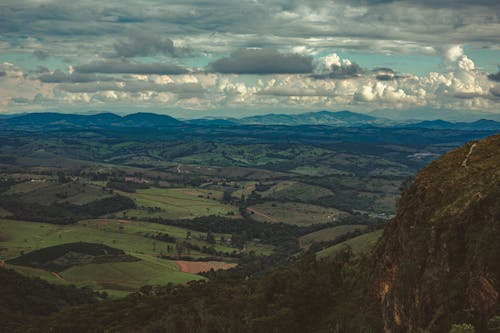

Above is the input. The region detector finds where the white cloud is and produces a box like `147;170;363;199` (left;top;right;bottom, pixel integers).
443;45;464;62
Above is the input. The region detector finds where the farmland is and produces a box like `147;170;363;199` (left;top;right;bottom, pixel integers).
0;116;479;300
247;201;346;226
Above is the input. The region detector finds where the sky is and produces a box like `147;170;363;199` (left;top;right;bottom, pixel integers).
0;0;499;119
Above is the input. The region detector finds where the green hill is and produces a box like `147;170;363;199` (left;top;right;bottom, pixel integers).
7;242;138;272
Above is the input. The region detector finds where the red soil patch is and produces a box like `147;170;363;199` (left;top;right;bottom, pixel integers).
51;271;66;281
176;260;237;274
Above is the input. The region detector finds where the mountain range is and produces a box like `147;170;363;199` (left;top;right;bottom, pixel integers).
1;110;500;131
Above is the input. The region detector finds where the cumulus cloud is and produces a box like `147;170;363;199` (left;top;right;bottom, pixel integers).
56;81;204;96
209;49;314;74
443;45;464;62
112;30;187;58
74;60;189;75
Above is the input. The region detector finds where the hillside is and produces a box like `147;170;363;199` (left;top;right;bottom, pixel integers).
5;134;500;333
375;134;500;332
0;267;98;333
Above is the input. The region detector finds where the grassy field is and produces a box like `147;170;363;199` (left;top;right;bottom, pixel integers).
116;187;240;220
6;255;203;297
299;225;369;248
259;181;334;202
62;254;203;296
0;219;237;260
247;201;346;226
316;230;383;259
5;181;113;206
0;218;231;296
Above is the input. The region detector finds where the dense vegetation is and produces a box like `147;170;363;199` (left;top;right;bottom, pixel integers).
0;194;135;224
0;267;98;333
18;250;383;333
7;242;138;271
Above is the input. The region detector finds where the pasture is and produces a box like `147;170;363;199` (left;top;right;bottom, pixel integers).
116;187;240;219
247;201;346;226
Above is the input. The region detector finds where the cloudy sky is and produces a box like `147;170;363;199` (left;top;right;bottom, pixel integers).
1;0;499;118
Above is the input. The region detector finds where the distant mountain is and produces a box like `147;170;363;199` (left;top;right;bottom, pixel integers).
406;119;500;131
1;111;499;132
235;110;393;126
121;112;181;127
0;112;181;130
370;107;500;122
184;118;238;126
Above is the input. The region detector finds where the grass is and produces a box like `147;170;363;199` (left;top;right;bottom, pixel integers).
0;207;11;218
0;219;221;296
259;181;333;202
62;254;203;295
316;230;383;259
5;181;113;206
247;201;346;226
299;225;369;248
117;187;240;220
0;219;237;260
245;241;275;256
290;166;353;177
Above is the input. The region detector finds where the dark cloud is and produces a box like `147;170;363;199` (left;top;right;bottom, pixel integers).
372;67;409;81
33;66;50;74
487;69;500;82
490;86;500;98
37;70;113;83
313;62;364;79
209;49;314;74
0;71;6;77
453;92;485;99
329;63;363;79
345;0;500;7
33;50;50;60
113;31;187;58
74;60;189;75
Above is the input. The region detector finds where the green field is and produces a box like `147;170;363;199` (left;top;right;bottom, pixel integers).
5;181;113;206
299;224;369;248
317;230;383;259
61;254;203;296
0;218;237;295
0;219;237;260
248;201;346;226
116;187;240;219
259;181;334;202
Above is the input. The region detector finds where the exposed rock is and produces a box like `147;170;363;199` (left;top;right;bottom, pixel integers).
375;134;500;332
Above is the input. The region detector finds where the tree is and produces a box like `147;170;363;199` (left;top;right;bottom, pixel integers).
206;231;216;245
222;190;232;203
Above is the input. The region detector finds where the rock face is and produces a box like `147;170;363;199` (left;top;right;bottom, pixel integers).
375;134;500;332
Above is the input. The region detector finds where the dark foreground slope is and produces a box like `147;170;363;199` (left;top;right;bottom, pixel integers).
376;134;500;332
0;267;98;333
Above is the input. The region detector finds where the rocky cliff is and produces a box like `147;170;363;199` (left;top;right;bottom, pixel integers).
375;134;500;332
